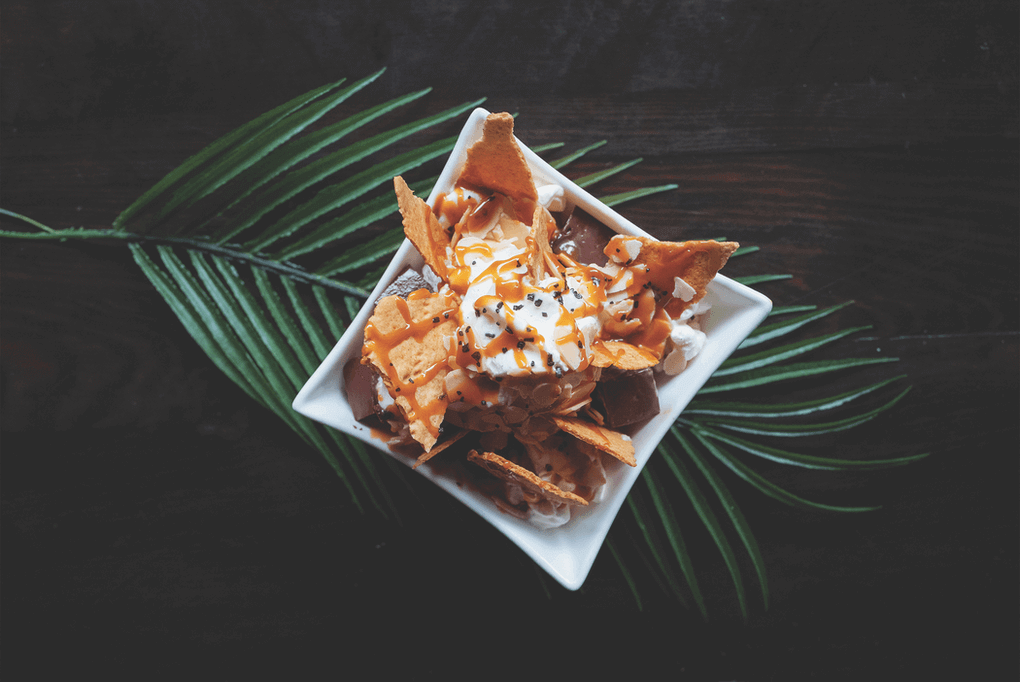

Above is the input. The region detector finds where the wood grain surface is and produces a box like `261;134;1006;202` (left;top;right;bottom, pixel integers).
2;1;1017;678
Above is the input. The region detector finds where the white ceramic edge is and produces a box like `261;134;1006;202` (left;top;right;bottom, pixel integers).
293;107;773;590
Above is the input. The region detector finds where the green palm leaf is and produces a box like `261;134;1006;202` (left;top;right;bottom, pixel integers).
688;429;880;513
155;73;387;232
1;74;924;619
623;493;695;607
639;467;707;618
277;175;437;263
694;425;927;470
689;386;914;437
678;431;769;609
685;375;908;418
550;140;607;168
714;326;872;376
739;301;854;348
114;77;353;231
656;445;749;621
699;357;900;394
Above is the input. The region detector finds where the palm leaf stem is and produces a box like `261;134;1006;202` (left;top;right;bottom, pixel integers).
0;225;373;298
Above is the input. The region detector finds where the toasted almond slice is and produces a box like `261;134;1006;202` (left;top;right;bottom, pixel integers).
413;428;469;469
466;450;588;506
528;204;559;280
550;416;637;467
394;176;450;280
458;113;538;203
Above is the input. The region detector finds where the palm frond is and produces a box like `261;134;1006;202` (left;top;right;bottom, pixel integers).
624;493;695;607
699;356;900;394
689;429;881;513
128;244;399;519
679;434;769;609
656;446;749;622
687;386;913;437
549;140;607;168
684;375;909;418
114;77;356;231
1;75;925;620
739;301;854;348
693;424;927;470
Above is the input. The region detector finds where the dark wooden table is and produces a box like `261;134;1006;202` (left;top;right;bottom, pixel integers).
2;2;1017;678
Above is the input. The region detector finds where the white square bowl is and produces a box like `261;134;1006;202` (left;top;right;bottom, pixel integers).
292;107;773;590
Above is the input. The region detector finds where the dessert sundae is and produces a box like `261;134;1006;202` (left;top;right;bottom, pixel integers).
345;113;737;528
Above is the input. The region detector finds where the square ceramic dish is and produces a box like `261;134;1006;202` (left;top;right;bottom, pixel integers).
292;108;773;590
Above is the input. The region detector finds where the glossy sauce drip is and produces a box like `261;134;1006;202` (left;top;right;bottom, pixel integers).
363;291;458;436
434;187;479;227
429;187;684;399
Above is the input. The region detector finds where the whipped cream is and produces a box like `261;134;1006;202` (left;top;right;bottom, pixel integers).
445;193;607;379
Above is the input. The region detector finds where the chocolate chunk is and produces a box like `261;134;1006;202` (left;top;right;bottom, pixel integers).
551;206;616;267
594;368;661;428
378;267;434;299
344;358;381;421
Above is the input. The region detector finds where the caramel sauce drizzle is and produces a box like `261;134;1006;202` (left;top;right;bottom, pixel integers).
363;290;458;437
410;187;693;411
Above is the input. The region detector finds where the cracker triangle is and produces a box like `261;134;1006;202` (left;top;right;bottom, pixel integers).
394;176;450;280
467;450;588;506
458;113;538;203
550;416;637;466
608;236;738;317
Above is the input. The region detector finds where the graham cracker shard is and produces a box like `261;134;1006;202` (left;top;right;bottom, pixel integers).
459;113;538;203
466;450;588;506
394;176;450;280
362;292;459;452
607;236;738;318
550;416;637;467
